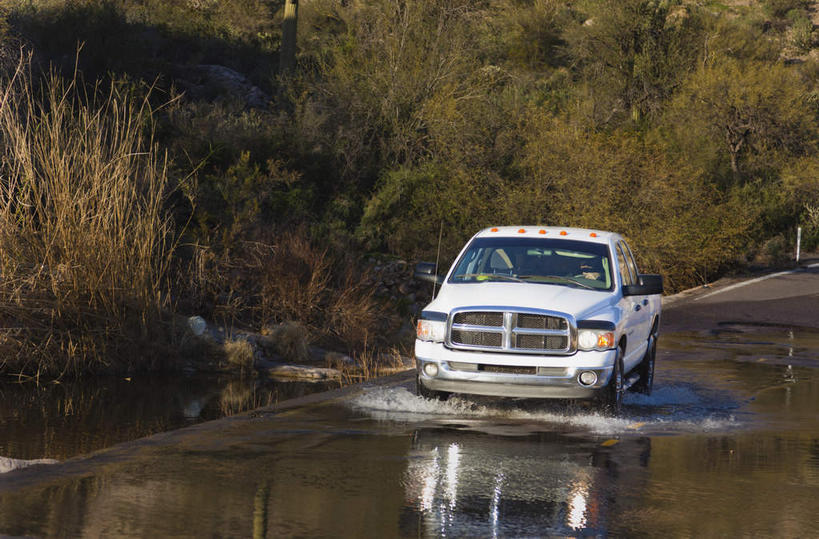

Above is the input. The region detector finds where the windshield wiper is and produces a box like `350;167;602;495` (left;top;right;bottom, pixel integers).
520;275;595;290
453;273;525;283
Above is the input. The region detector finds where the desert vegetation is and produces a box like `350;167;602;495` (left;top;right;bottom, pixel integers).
0;0;817;377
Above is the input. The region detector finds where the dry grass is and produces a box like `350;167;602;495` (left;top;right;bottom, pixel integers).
0;52;174;377
339;346;411;384
223;338;254;371
261;321;310;363
253;232;385;352
183;229;387;356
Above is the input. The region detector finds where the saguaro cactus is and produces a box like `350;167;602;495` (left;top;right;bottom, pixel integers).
280;0;298;76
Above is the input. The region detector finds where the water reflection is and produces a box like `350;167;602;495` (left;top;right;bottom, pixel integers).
402;427;651;536
0;375;334;460
661;325;819;368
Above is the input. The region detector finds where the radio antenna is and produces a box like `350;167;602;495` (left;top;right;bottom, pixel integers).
433;220;443;298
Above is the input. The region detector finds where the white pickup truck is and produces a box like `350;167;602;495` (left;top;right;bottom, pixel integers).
414;226;662;412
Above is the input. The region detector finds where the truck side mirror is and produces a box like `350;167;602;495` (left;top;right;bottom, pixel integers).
414;262;444;285
623;274;663;296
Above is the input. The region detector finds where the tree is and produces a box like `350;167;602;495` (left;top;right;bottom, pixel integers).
564;0;704;126
665;58;816;182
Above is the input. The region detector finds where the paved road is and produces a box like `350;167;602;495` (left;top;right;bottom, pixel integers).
662;263;819;331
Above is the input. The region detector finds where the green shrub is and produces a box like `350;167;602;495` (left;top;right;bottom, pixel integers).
787;16;814;53
509;111;758;290
663;57;815;183
358;162;504;261
760;235;791;265
802;204;819;250
562;0;705;125
764;0;810;19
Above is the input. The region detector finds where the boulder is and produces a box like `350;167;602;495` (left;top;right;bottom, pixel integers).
266;365;342;381
178;64;269;109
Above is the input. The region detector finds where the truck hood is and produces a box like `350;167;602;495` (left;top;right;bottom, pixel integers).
426;282;616;321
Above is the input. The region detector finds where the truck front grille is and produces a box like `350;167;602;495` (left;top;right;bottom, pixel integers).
517;313;567;330
447;309;574;354
453;312;503;327
516;334;568;350
451;329;503;347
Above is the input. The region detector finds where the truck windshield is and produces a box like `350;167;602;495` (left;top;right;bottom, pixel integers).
448;237;613;290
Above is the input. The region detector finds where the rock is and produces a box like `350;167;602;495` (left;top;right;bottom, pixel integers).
178;64;269;109
309;346;354;366
266;365;342;381
188;316;207;337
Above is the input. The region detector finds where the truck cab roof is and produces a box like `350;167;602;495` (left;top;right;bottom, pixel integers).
475;226;619;245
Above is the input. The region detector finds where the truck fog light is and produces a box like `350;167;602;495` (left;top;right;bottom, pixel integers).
578;371;597;386
423;363;439;377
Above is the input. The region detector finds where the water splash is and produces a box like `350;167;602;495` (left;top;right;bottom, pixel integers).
624;385;701;406
350;385;740;435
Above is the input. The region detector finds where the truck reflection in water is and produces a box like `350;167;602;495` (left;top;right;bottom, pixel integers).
402;427;651;536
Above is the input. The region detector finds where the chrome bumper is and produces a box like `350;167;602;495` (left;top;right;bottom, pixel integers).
415;346;616;399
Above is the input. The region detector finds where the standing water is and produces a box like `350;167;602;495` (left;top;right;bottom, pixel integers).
0;374;335;461
0;326;817;536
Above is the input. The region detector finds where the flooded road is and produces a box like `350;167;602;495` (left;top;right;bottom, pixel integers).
0;374;335;461
1;325;818;537
1;266;818;536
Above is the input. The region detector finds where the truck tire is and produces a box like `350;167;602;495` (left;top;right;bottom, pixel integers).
416;373;450;401
600;348;624;415
630;333;656;395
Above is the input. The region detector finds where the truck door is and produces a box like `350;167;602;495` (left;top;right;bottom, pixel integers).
615;242;650;370
622;240;653;347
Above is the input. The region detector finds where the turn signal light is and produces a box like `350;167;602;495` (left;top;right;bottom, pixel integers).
578;329;616;351
597;332;615;349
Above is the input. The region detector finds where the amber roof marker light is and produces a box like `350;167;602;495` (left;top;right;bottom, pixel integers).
539;229;547;234
518;228;526;233
560;230;568;236
490;227;498;232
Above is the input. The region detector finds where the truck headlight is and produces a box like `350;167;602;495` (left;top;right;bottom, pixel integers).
416;319;446;342
577;329;615;351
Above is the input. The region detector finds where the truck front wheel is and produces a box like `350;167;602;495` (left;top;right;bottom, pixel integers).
416;373;450;401
600;348;624;415
630;333;656;395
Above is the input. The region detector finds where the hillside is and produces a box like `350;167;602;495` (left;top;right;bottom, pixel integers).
0;0;817;376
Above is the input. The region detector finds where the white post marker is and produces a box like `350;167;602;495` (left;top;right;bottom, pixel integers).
796;226;801;264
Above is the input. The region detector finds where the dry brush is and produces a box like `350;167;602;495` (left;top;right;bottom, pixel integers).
0;54;174;377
